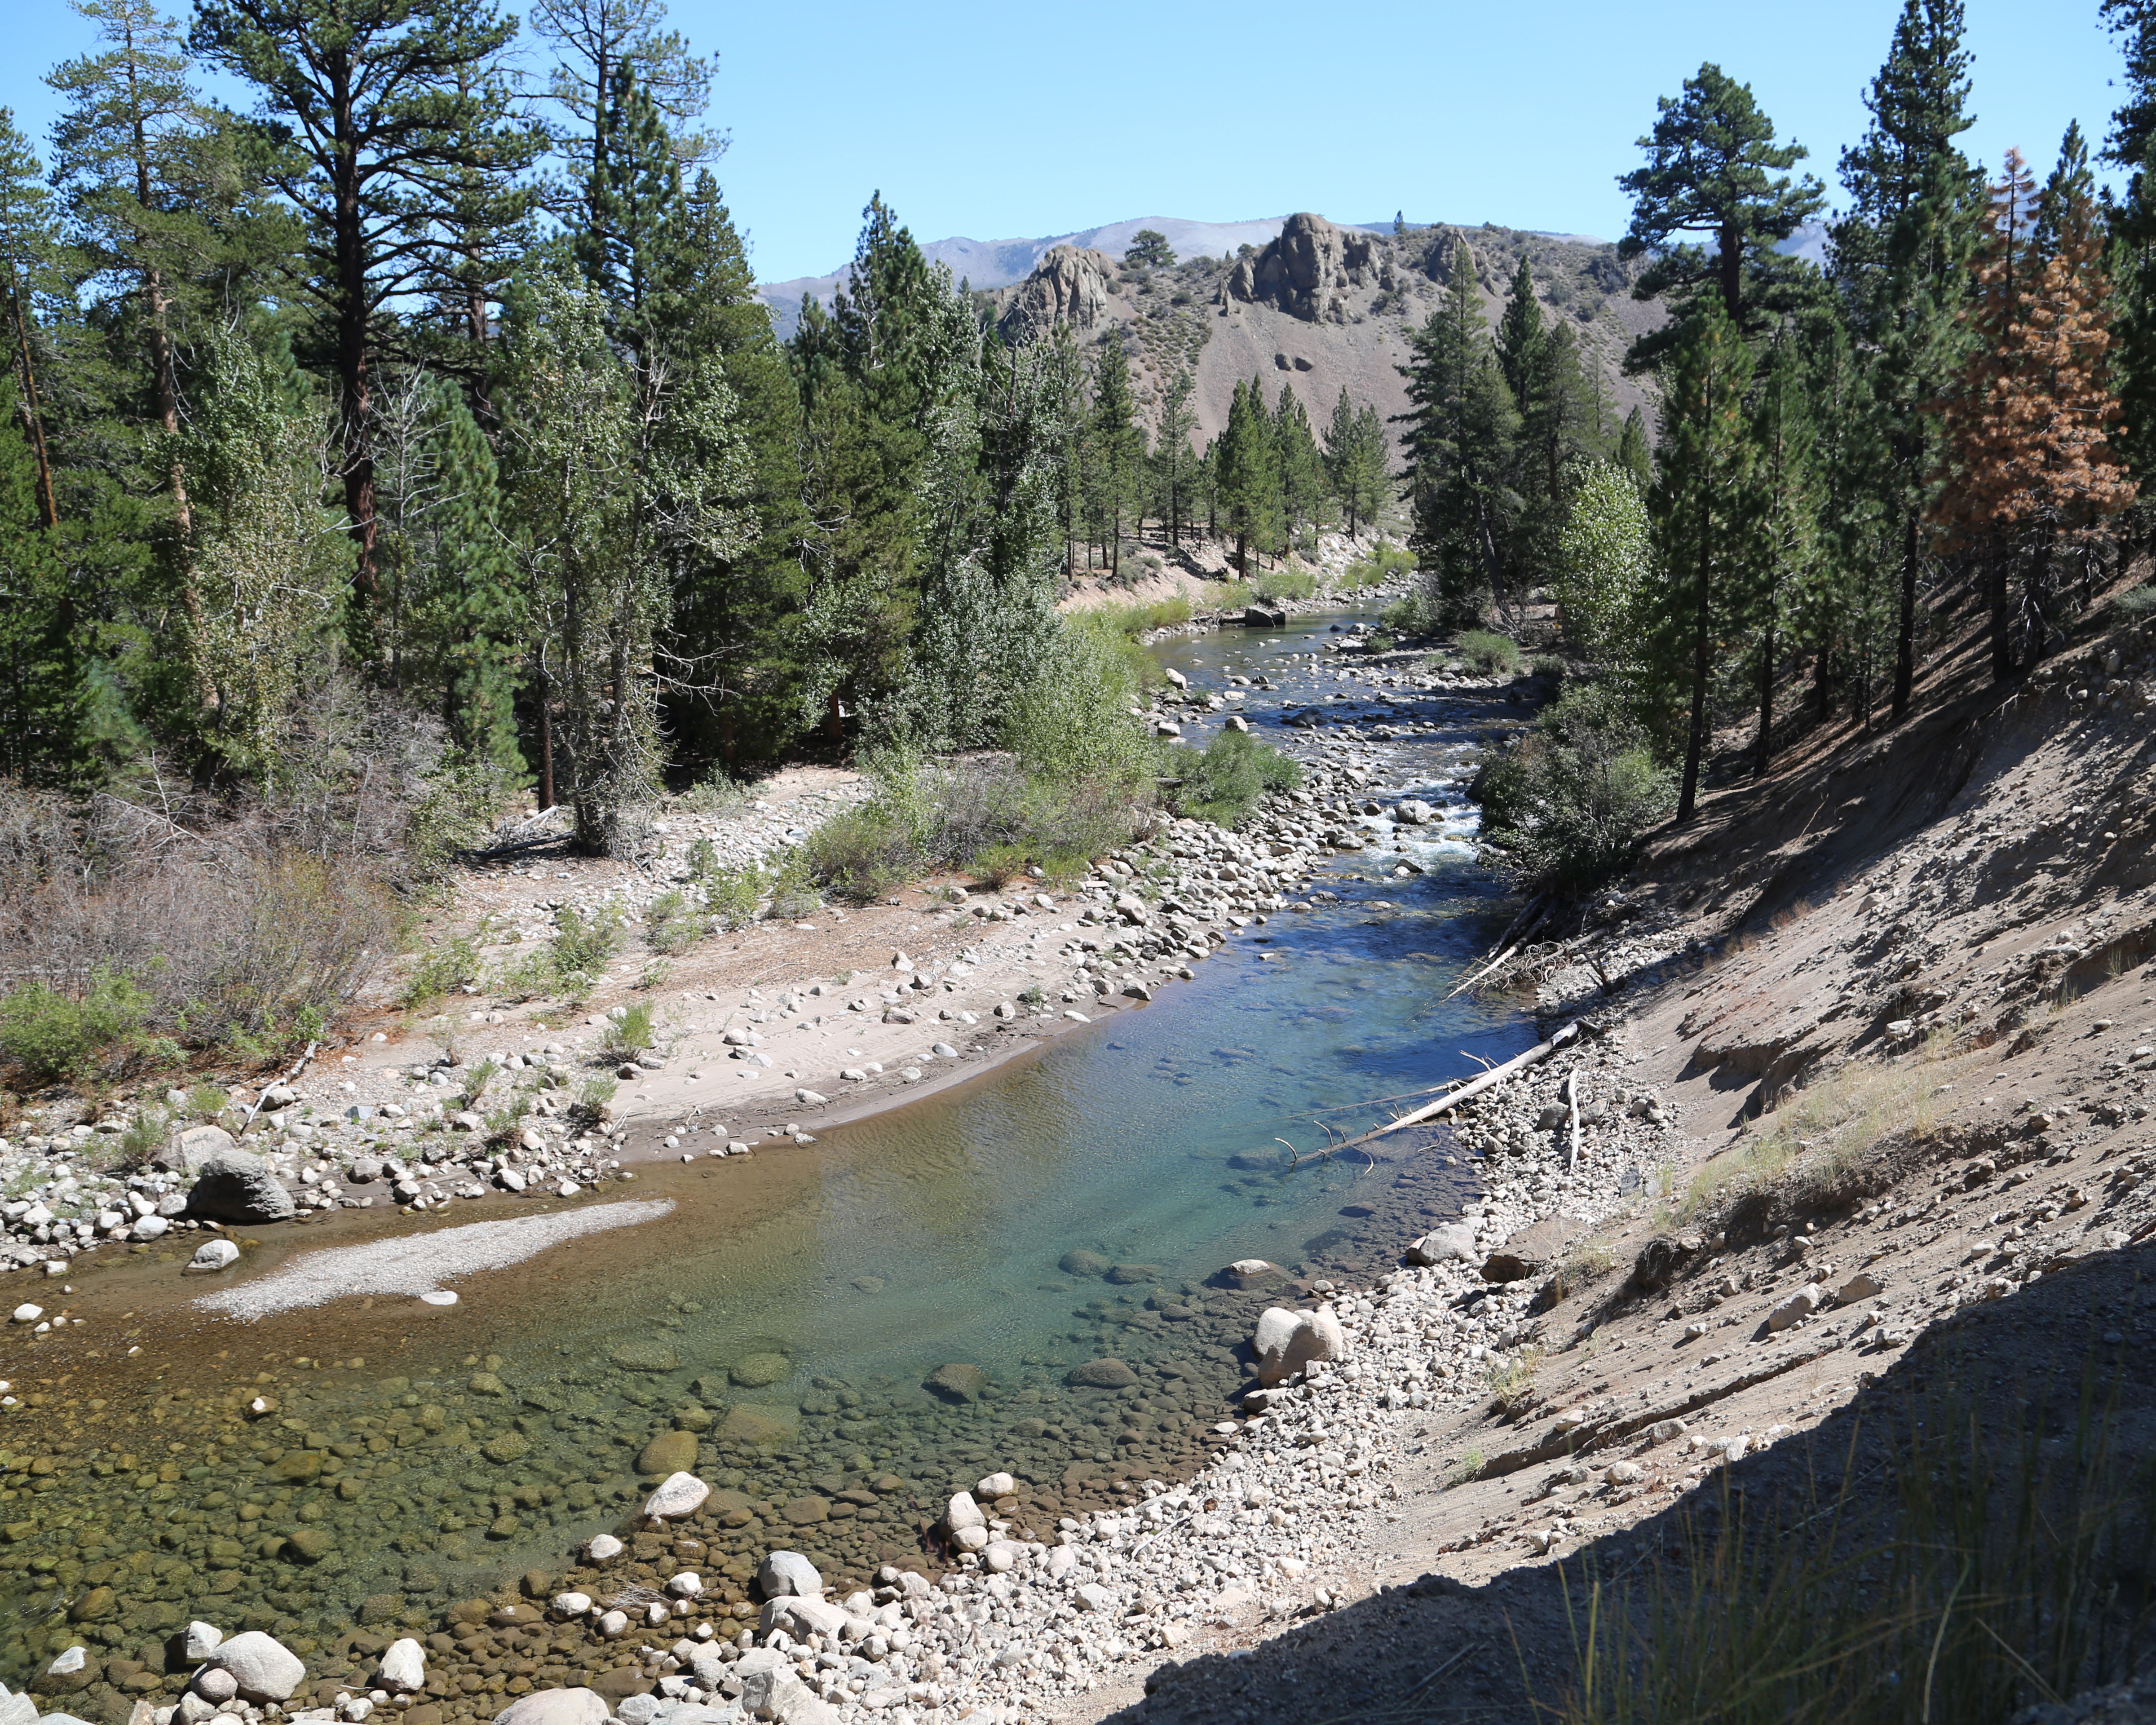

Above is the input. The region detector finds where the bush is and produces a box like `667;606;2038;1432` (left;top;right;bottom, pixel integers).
603;1003;654;1057
1094;594;1193;636
0;970;153;1082
0;792;396;1065
2118;583;2156;618
1475;683;1676;896
1338;541;1414;592
676;768;750;816
1457;629;1523;675
1385;588;1442;636
1250;568;1317;603
551;903;621;976
402;929;482;1009
643;890;705;955
1160;729;1303;828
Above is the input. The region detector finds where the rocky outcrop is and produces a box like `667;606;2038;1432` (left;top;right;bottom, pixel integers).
1226;212;1375;323
997;246;1115;344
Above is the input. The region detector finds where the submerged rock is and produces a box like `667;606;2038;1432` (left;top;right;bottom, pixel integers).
923;1362;988;1404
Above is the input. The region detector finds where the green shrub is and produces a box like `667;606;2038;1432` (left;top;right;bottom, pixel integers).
574;1076;617;1123
643;890;706;955
2118;583;2156;618
0;971;154;1082
1094;594;1193;636
551;903;621;977
1385;587;1441;636
702;863;766;930
405;756;526;879
402;930;481;1009
1337;541;1414;592
1250;568;1317;603
603;1004;654;1057
676;769;749;816
1458;629;1523;675
766;850;822;920
1160;729;1303;828
1475;683;1675;895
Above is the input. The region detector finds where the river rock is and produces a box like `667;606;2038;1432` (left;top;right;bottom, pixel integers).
585;1535;623;1562
757;1551;823;1598
1219;1258;1285;1288
642;1472;710;1518
729;1352;789;1388
945;1492;985;1533
1103;1263;1159;1285
976;1471;1015;1498
155;1124;237;1177
636;1430;698;1476
1057;1251;1109;1278
188;1238;241;1272
190;1670;237;1705
716;1404;797;1445
1405;1225;1477;1266
1065;1358;1137;1389
376;1640;426;1694
492;1689;610;1725
609;1340;680;1373
40;1649;92;1694
1254;1307;1347;1386
182;1623;223;1662
923;1362;988;1404
186;1150;296;1224
203;1631;305;1702
759;1594;848;1640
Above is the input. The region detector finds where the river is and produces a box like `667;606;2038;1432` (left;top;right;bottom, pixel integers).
0;607;1532;1710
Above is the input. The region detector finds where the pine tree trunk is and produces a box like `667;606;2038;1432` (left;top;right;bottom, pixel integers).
332;80;382;623
537;663;556;811
1988;547;2012;682
6;261;58;530
1755;576;1776;780
1677;493;1713;825
1891;506;1917;719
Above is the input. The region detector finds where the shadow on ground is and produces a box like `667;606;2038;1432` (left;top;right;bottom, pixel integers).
1109;1241;2156;1725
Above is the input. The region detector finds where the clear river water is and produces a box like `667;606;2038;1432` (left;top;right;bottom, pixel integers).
0;607;1532;1703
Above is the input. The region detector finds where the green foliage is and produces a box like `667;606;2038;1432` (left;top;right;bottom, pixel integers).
2118;583;2156;617
0;969;153;1082
642;889;705;955
405;756;525;879
677;770;748;816
1457;629;1523;675
603;1002;654;1056
1250;568;1317;602
1124;229;1175;270
402;929;482;1010
1557;459;1654;664
1324;387;1392;537
1159;729;1302;828
573;1075;617;1123
1475;684;1676;895
1339;541;1414;591
1385;588;1443;636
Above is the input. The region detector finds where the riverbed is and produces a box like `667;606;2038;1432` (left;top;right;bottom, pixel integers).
0;610;1534;1707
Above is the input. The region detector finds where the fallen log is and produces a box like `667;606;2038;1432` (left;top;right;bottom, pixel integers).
1342;1019;1586;1150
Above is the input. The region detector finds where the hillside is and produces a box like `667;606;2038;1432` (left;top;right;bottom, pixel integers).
760;212;1663;452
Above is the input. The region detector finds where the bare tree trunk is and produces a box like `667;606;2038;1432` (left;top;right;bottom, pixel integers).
1891;506;1918;719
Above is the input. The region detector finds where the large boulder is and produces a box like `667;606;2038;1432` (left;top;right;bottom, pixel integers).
757;1594;848;1639
756;1551;822;1598
1065;1358;1137;1389
922;1363;988;1404
1405;1224;1477;1267
156;1124;237;1177
201;1631;305;1702
1225;212;1375;323
186;1150;295;1225
492;1690;610;1725
1252;1306;1347;1387
641;1472;709;1519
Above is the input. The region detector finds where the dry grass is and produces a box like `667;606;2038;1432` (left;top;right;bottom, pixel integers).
0;787;400;1077
1487;1345;1547;1416
1663;1040;1961;1231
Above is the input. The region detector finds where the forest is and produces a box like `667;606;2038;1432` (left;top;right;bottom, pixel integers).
1452;0;2155;893
2;0;2155;1060
0;0;1393;868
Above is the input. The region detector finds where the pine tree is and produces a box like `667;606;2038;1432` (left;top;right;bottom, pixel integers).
2102;0;2156;477
190;0;541;625
1216;377;1283;574
1273;383;1327;547
1829;0;1981;719
1617;63;1826;368
1746;331;1822;777
1397;239;1518;622
1648;300;1757;823
0;110;65;532
1153;367;1199;548
1087;345;1141;573
426;382;523;770
0;385;75;780
1324;387;1388;537
1124;230;1174;270
1615;407;1652;491
1931;149;2137;677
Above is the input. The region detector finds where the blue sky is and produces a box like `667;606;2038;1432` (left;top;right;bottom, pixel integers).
0;0;2132;284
